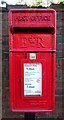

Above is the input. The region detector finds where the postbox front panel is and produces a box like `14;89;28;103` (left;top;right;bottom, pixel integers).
9;9;56;112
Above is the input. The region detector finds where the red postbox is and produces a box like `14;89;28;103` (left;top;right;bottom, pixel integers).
9;9;56;112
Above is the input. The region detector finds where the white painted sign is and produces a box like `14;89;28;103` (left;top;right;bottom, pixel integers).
24;63;42;96
30;53;36;59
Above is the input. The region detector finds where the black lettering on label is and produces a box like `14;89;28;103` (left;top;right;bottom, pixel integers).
29;68;34;70
29;86;35;88
26;68;34;70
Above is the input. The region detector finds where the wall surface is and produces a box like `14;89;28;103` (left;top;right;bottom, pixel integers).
1;4;64;120
0;7;2;120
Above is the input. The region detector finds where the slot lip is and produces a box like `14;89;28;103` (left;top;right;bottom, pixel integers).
12;23;54;28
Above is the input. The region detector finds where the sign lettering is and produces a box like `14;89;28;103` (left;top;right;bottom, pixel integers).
21;37;46;48
14;15;51;22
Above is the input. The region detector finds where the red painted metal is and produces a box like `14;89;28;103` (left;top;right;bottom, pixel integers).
9;9;56;112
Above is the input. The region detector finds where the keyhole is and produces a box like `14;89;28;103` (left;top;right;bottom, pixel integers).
19;79;21;82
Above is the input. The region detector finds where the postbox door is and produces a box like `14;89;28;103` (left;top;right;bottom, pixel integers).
15;52;54;110
21;53;45;100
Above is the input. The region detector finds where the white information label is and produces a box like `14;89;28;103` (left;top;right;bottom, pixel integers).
24;63;42;96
